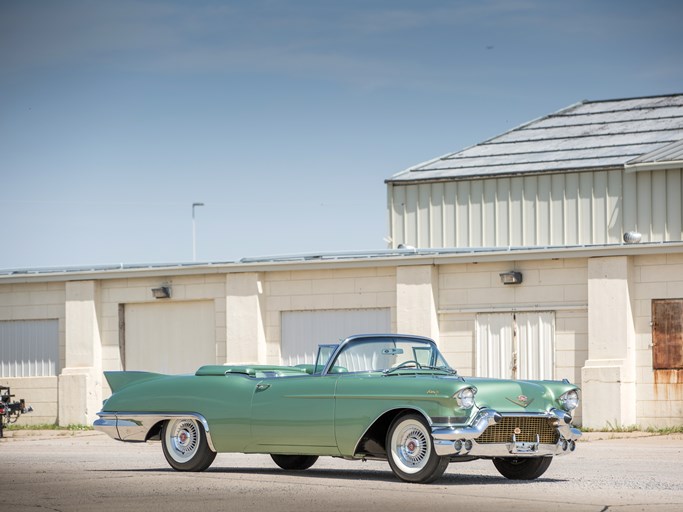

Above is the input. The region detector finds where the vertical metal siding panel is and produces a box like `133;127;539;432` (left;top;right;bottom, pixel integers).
564;173;579;245
550;174;565;245
578;172;593;245
444;182;457;247
496;178;510;246
637;172;652;242
418;183;431;247
623;171;638;233
509;177;524;246
430;182;444;247
537;175;551;246
469;180;483;247
523;176;537;246
483;179;496;246
668;169;682;240
651;170;667;242
456;182;470;247
593;171;608;244
392;186;406;247
405;185;419;247
607;170;623;243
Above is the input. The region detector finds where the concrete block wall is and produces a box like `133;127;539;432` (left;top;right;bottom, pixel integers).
0;376;58;425
438;258;588;423
263;267;397;364
0;282;65;425
632;254;683;427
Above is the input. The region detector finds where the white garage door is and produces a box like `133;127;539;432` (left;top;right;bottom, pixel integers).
124;301;215;374
281;309;391;366
0;319;59;377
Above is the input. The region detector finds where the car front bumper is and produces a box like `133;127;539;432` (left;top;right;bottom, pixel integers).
431;408;582;458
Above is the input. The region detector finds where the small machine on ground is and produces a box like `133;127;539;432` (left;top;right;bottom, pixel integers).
0;386;33;438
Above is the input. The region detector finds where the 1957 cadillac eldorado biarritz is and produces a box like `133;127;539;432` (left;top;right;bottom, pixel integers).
94;334;581;483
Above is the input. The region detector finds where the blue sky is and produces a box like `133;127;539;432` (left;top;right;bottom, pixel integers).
1;0;682;269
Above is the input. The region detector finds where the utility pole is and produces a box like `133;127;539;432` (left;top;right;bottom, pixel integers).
192;202;204;261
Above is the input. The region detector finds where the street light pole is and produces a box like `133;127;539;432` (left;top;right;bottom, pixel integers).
192;202;204;261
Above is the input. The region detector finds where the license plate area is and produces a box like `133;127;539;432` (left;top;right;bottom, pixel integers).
507;434;540;454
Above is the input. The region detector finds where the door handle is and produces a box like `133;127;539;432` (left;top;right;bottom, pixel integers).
256;383;271;392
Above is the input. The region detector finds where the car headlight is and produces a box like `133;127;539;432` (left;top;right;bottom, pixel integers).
454;387;477;409
558;390;579;411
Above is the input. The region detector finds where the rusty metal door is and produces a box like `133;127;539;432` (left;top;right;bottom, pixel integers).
652;299;683;369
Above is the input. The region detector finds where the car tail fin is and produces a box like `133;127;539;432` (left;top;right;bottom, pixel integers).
104;371;163;393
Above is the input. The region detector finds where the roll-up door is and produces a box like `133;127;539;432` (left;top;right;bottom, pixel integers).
0;319;59;377
281;308;391;366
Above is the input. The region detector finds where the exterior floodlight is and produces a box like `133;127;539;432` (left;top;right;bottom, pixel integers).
151;286;171;299
499;271;523;285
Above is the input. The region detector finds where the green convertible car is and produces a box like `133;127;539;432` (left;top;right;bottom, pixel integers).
94;334;581;483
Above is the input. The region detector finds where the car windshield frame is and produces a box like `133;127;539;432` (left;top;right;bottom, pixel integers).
321;335;454;375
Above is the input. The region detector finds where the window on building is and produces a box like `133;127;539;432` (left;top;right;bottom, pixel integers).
652;299;683;370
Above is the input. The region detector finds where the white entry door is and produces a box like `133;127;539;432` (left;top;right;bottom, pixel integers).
475;312;555;380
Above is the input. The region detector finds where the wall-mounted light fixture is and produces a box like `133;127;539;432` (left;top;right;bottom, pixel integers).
499;271;523;285
151;286;171;299
623;231;642;244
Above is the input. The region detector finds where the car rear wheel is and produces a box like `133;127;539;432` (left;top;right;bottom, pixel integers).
161;418;216;472
492;456;552;480
386;413;449;483
270;454;319;471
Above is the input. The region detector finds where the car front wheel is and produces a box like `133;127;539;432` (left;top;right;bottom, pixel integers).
161;418;216;472
492;456;552;480
386;413;449;483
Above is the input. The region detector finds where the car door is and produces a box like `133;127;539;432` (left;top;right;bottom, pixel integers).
249;374;340;455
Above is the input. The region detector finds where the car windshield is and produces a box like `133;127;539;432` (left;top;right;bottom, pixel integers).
328;337;453;374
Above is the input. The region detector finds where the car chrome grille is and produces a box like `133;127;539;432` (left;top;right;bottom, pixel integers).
477;416;559;444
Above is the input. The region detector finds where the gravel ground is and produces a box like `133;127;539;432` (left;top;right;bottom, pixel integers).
2;431;682;512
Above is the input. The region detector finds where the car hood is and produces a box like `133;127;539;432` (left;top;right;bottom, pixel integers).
460;377;570;413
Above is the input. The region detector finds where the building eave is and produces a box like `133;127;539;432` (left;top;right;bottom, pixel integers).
1;242;682;284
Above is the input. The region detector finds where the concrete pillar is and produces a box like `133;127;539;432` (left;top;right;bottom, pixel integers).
58;281;102;426
581;256;636;429
226;273;267;364
396;265;440;341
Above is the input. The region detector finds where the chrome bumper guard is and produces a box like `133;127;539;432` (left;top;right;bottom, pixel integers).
93;411;216;452
431;408;581;458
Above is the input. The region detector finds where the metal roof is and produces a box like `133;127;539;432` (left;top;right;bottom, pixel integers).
388;94;683;183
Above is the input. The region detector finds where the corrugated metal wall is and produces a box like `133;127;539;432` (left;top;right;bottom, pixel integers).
389;168;683;248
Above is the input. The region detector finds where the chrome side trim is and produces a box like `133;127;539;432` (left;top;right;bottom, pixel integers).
94;412;216;452
431;408;581;458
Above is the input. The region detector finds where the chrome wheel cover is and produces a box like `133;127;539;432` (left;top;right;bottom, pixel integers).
390;419;431;474
165;419;200;463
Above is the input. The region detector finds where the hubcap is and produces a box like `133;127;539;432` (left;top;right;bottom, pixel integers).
167;419;199;462
392;420;430;474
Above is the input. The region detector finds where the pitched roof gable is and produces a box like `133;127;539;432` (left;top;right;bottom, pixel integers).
388;94;683;183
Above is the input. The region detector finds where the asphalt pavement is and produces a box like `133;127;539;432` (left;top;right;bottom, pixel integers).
2;431;682;512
